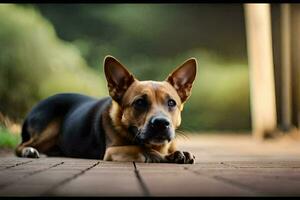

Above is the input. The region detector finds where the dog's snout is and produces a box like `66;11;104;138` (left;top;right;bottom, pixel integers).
142;116;175;144
150;117;170;131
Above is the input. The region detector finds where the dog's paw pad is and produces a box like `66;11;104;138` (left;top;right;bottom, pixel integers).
183;151;196;164
173;151;185;164
166;151;195;164
22;147;40;158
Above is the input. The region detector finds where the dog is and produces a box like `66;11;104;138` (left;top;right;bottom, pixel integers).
15;56;197;164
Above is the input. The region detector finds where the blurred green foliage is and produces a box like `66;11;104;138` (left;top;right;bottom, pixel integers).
0;126;20;148
0;4;107;121
180;50;250;131
35;4;247;70
0;4;251;131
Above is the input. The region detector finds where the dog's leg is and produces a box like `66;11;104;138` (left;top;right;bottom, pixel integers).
103;146;195;164
15;119;60;158
15;137;40;158
103;146;147;162
103;146;170;163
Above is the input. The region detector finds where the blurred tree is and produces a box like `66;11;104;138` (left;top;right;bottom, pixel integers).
34;4;247;71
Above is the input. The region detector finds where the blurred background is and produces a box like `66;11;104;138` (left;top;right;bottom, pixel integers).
3;4;297;149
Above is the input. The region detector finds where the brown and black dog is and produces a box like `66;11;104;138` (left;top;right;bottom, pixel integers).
15;56;197;164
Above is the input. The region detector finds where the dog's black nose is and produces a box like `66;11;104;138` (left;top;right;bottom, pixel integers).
150;117;170;131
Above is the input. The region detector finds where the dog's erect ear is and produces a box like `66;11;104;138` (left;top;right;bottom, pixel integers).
104;55;135;103
166;58;197;103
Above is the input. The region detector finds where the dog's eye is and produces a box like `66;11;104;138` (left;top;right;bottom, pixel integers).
168;99;176;107
134;98;148;109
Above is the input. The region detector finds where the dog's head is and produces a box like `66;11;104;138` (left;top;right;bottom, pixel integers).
104;56;197;146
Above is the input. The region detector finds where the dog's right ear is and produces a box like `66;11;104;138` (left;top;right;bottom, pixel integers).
104;55;135;104
166;58;197;103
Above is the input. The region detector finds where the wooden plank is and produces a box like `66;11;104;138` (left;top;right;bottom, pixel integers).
220;160;300;168
191;167;300;196
0;158;100;196
49;162;144;196
0;185;52;197
244;4;277;139
0;159;34;170
0;172;77;196
136;166;256;196
0;159;64;191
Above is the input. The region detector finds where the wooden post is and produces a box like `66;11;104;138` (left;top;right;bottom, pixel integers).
244;4;277;139
291;4;300;129
280;4;292;131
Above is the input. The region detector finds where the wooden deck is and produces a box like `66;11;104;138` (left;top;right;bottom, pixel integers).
1;133;300;196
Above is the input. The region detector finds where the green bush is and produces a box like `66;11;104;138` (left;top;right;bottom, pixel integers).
0;5;107;121
0;126;20;148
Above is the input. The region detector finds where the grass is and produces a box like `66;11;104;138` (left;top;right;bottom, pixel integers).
0;126;21;148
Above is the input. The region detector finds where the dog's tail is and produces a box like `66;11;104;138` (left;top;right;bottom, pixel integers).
20;119;31;143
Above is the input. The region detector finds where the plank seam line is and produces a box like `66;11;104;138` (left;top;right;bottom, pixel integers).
0;161;64;190
185;168;265;196
133;162;151;197
42;161;100;196
4;160;34;170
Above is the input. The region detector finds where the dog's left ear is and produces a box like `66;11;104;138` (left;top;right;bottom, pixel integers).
104;55;135;104
166;58;197;103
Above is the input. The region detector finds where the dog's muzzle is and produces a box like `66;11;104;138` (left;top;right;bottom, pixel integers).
149;116;170;132
134;116;174;145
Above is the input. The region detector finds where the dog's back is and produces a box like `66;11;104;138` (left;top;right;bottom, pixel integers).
17;93;111;159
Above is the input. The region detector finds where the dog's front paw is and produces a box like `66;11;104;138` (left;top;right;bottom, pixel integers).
165;151;195;164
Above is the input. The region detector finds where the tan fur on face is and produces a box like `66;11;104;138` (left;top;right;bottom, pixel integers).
108;80;183;150
121;80;182;131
